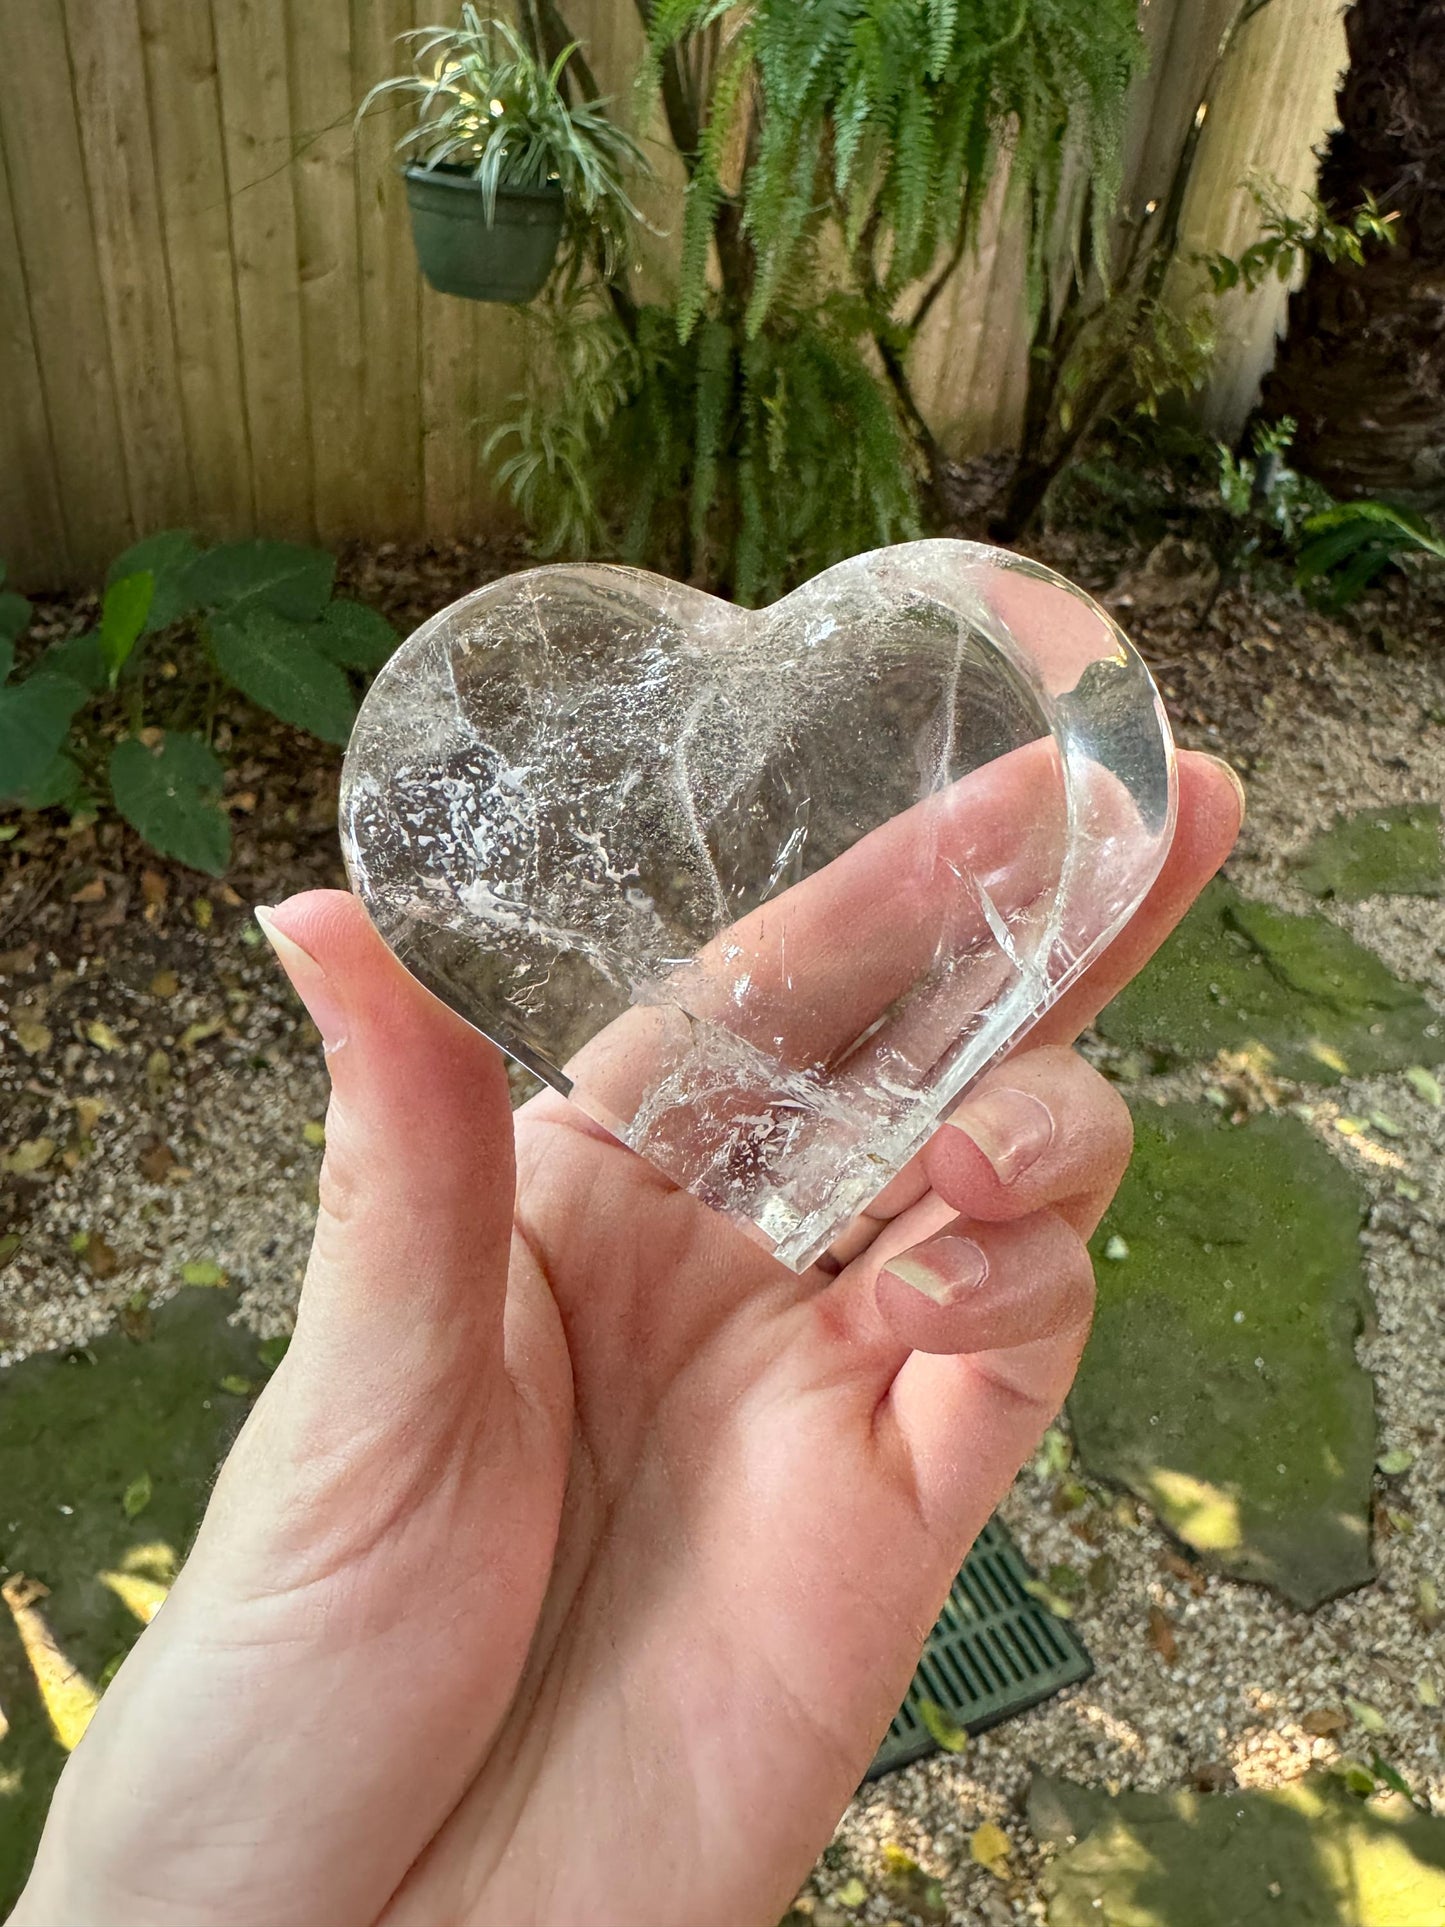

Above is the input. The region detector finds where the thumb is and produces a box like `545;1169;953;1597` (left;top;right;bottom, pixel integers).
252;890;517;1403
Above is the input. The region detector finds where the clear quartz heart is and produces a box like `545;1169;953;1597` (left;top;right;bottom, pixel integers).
340;540;1175;1271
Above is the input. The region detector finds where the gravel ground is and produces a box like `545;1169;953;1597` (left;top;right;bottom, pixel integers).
2;543;1444;1924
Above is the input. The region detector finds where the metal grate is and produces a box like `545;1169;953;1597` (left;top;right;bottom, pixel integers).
868;1519;1093;1778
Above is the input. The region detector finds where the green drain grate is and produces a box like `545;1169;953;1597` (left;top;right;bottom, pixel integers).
868;1518;1093;1778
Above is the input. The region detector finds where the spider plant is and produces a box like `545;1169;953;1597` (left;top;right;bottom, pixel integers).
360;9;648;274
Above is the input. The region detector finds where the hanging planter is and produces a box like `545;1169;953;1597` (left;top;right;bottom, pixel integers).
360;11;648;308
404;166;564;304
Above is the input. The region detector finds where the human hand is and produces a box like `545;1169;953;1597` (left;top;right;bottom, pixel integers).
15;752;1241;1927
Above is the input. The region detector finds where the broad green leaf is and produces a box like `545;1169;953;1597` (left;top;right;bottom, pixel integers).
0;587;31;652
108;734;231;876
0;677;86;800
257;1334;290;1371
99;572;154;684
181;1259;226;1287
188;540;335;621
917;1696;969;1753
30;629;106;693
20;753;84;811
208;607;356;745
122;1472;152;1519
0;635;13;686
107;530;201;631
314;598;399;671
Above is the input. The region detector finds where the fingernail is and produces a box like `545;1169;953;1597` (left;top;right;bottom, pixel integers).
950;1089;1054;1184
255;907;349;1055
883;1236;989;1307
1200;753;1247;821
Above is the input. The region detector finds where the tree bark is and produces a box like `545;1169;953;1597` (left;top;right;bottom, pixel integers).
1261;0;1445;497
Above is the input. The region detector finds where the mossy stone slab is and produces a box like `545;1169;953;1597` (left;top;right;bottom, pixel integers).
1029;1773;1445;1927
1293;803;1444;900
1076;1104;1375;1608
1095;878;1445;1082
0;1290;266;1914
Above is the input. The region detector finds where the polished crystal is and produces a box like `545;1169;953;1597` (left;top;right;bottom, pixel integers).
340;541;1176;1270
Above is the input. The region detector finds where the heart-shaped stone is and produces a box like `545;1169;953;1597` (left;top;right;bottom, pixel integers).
340;541;1174;1270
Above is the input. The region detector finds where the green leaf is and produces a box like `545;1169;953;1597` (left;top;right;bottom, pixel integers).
257;1333;291;1371
218;1374;254;1397
1405;1066;1442;1106
1345;1696;1386;1735
917;1696;969;1753
833;1877;868;1909
208;607;356;744
0;676;87;800
0;587;31;652
188;540;335;620
108;734;231;876
99;572;154;684
181;1259;226;1287
1368;1753;1412;1799
122;1471;152;1519
31;629;105;694
1377;1447;1415;1475
20;752;84;811
313;598;399;671
107;530;201;631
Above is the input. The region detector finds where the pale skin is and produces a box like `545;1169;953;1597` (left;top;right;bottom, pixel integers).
15;752;1241;1927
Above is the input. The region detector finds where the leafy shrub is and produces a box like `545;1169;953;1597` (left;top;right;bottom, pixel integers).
0;539;397;875
484;0;1142;583
489;293;921;604
360;9;649;276
1297;499;1445;607
1218;418;1331;546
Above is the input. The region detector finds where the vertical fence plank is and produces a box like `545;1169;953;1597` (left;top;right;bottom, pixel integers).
210;0;314;539
286;0;366;545
0;0;133;575
138;0;254;541
350;0;423;538
412;0;483;544
63;0;194;540
1179;0;1349;435
0;131;69;586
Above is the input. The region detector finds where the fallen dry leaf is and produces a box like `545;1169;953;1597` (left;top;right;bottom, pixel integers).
140;869;169;910
0;943;39;975
137;1141;177;1183
4;1138;56;1176
83;1234;120;1280
70;875;106;904
1301;1707;1350;1737
145;1048;172;1102
149;969;181;999
13;1020;52;1056
193;898;213;931
85;1019;123;1053
178;1018;225;1053
1159;1550;1207;1595
968;1822;1011;1876
1147;1605;1179;1664
73;1098;105;1137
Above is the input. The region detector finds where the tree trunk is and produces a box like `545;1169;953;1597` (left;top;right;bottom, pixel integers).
1261;0;1445;497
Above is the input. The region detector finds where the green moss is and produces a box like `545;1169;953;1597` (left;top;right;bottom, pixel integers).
1096;878;1445;1082
1293;803;1444;900
1076;1104;1375;1608
1030;1773;1445;1926
0;1290;270;1912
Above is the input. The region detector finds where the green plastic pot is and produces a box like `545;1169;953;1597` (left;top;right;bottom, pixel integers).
403;166;565;303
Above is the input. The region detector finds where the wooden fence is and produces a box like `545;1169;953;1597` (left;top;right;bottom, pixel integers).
0;0;1345;589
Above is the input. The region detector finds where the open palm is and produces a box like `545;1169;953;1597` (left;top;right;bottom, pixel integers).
16;753;1240;1927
